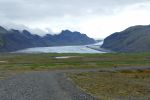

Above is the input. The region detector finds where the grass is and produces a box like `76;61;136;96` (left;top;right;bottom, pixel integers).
1;52;150;71
68;70;150;100
0;52;150;99
0;52;150;77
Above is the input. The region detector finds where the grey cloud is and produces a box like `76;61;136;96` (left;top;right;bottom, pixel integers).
0;0;150;31
0;0;149;21
2;22;49;35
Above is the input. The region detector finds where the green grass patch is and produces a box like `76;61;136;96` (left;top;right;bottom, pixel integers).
1;52;150;71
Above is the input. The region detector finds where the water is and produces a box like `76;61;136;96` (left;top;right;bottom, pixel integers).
15;45;106;54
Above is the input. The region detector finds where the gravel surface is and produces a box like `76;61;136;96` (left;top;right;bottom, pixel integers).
0;66;150;100
0;71;96;100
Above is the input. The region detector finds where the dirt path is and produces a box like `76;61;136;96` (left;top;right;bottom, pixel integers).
0;71;96;100
0;66;150;100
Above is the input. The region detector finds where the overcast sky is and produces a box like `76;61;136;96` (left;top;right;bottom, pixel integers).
0;0;150;38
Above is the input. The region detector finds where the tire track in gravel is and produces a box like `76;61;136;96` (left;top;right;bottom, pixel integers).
0;66;150;100
0;71;96;100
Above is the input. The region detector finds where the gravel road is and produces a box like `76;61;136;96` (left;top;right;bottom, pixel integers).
0;71;96;100
0;66;150;100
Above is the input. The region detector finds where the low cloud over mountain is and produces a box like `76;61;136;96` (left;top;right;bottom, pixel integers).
0;26;95;52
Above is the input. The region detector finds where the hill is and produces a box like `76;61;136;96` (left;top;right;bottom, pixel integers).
0;26;96;52
101;25;150;52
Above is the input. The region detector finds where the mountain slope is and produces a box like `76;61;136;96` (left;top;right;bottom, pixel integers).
43;30;95;46
0;26;8;47
101;25;150;52
0;26;96;52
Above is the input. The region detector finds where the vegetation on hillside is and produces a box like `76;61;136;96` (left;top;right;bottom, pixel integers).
102;25;150;52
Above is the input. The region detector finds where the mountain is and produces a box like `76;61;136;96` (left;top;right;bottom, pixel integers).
44;30;95;46
101;25;150;52
0;26;96;52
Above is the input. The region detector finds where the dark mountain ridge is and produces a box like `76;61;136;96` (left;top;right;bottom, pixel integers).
0;26;96;52
102;25;150;52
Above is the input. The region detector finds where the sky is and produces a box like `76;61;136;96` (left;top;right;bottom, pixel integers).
0;0;150;39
